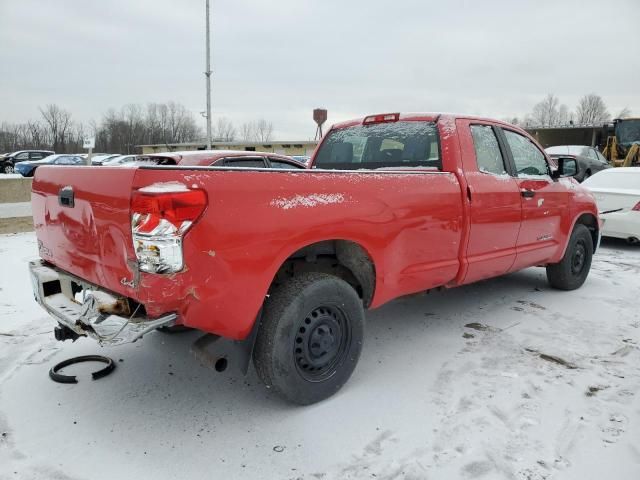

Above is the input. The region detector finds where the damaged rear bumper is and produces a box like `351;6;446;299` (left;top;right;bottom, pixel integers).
29;260;176;345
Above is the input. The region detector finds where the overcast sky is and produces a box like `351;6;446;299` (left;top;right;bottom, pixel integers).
1;0;639;139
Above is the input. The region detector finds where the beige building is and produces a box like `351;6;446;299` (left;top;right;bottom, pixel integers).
139;140;318;156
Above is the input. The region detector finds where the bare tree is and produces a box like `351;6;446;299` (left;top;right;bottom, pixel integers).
528;94;574;127
530;94;559;127
575;94;610;125
39;104;72;152
239;122;255;141
214;117;236;142
2;101;202;154
616;107;632;119
254;119;274;142
557;104;572;125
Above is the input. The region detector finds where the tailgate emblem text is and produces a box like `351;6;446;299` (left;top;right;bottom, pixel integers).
120;277;135;288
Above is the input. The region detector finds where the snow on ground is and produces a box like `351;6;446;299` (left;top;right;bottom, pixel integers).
0;232;639;480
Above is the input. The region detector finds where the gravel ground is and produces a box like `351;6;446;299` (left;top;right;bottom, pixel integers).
0;232;639;480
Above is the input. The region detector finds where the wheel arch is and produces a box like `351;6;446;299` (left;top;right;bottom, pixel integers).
575;212;599;251
570;212;599;253
269;239;377;308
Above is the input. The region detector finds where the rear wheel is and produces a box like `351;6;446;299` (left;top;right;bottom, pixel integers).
546;224;593;290
253;272;364;405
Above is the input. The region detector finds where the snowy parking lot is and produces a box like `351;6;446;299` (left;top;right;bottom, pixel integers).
1;232;639;480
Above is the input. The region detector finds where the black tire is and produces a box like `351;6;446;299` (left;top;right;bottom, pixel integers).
546;224;593;290
3;163;14;174
253;272;365;405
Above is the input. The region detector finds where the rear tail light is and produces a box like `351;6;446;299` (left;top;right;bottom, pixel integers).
131;188;207;274
363;113;400;125
633;201;640;211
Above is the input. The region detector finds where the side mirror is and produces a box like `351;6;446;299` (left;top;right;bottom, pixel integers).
552;157;578;179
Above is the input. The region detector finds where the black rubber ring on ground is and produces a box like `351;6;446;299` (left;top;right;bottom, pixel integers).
49;355;116;384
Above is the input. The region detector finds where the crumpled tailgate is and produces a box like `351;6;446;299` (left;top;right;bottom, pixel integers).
31;165;139;298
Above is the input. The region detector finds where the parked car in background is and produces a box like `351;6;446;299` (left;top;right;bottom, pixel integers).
583;167;640;244
116;150;308;169
101;154;138;166
15;154;84;177
290;155;312;166
545;145;610;182
155;150;308;169
91;154;121;166
1;150;54;174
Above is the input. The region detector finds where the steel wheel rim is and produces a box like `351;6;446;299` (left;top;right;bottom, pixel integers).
294;305;350;382
571;240;587;275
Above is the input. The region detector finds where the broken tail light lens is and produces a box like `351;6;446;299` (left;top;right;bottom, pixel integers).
131;189;207;273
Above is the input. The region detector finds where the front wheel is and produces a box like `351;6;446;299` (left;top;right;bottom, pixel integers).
3;164;14;174
546;224;593;290
253;272;365;405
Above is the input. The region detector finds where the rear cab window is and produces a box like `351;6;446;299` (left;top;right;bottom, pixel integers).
314;121;441;170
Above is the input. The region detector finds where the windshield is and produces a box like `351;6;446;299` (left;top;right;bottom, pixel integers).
616;120;640;146
545;145;587;156
314;121;440;170
583;170;640;190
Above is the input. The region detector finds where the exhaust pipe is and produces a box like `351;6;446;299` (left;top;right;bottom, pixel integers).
191;334;228;372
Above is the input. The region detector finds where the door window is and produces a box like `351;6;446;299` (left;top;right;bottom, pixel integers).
15;152;29;160
587;148;599;161
503;130;549;176
30;152;45;160
470;125;507;175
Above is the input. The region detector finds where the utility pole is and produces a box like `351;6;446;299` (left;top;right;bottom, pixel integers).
205;0;213;150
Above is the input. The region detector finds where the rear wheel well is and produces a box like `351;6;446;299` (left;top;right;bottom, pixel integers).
574;213;599;251
271;240;376;307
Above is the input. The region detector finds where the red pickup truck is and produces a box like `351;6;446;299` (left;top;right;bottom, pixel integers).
29;113;599;404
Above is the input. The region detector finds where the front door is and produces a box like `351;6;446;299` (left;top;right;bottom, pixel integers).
499;128;570;270
457;120;522;284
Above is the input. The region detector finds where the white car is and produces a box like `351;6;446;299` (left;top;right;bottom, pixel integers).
582;167;640;244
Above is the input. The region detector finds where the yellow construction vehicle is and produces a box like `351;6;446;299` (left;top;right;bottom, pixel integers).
601;118;640;167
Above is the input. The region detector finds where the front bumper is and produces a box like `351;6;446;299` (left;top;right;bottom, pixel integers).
29;260;176;345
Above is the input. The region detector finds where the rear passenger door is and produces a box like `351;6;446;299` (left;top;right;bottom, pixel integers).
457;120;522;284
499;128;570;269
